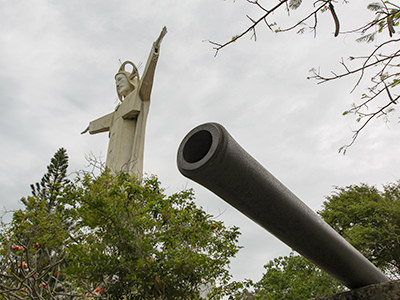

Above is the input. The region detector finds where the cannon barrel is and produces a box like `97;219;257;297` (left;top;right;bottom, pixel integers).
176;122;389;289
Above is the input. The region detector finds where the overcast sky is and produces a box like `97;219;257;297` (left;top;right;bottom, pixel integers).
1;1;400;283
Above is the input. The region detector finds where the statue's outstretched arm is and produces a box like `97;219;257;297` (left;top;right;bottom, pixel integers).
139;26;167;101
81;112;114;135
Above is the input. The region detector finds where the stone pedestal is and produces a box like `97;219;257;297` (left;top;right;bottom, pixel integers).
314;280;400;300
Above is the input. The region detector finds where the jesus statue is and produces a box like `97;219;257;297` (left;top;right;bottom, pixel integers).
82;27;167;176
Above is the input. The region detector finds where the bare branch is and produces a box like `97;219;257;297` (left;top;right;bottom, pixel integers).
340;99;397;154
209;0;289;55
210;0;400;149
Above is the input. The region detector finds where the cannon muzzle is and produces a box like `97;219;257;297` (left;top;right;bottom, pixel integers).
177;122;388;289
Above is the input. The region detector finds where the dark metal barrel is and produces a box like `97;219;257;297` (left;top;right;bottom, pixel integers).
176;122;389;289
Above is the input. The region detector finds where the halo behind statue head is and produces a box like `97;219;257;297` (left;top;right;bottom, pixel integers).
115;61;140;101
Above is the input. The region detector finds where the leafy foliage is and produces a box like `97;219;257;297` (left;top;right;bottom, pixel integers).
0;149;242;300
288;0;302;11
242;181;400;299
0;148;81;299
67;170;242;299
30;147;70;210
251;253;344;300
319;182;400;278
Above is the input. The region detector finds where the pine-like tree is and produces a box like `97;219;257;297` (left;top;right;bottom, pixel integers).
30;148;69;212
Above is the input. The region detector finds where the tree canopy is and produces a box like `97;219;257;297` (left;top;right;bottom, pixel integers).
319;182;400;278
251;253;344;300
242;181;400;299
0;148;81;299
0;149;242;299
210;1;400;152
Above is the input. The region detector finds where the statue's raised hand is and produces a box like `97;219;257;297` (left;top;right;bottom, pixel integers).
155;26;167;47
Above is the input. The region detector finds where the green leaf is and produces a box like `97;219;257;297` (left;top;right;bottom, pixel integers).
289;0;302;10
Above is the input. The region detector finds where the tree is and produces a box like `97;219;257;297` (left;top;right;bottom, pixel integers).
210;1;400;152
319;182;400;278
248;181;400;299
235;254;344;300
0;149;242;299
30;148;70;210
0;148;84;299
251;253;343;300
66;170;241;299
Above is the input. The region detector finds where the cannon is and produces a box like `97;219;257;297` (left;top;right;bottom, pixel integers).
176;122;389;289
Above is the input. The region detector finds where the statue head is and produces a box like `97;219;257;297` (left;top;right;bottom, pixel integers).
115;61;140;101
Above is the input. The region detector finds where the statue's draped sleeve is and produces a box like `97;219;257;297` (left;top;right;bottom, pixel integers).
88;112;114;134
